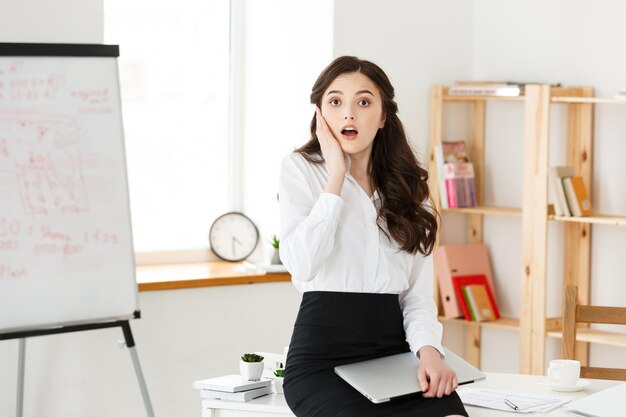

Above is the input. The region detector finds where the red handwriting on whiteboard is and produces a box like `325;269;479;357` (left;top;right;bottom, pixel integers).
0;217;20;236
9;60;24;73
0;240;19;251
70;88;109;104
0;112;89;214
83;228;120;245
0;263;28;279
2;73;65;102
33;243;83;258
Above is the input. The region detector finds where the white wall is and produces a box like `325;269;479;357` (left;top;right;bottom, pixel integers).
0;0;104;43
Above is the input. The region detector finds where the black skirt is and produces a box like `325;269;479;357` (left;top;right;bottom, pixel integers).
283;291;468;417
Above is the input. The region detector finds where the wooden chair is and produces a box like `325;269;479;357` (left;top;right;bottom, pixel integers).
562;285;626;380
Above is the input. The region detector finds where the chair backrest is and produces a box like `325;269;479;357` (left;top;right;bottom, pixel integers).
562;285;626;381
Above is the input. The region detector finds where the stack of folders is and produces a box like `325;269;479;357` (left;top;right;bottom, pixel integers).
548;166;593;217
193;375;273;402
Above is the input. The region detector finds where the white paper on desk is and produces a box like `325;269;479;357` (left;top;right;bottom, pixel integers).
458;388;570;413
565;382;626;417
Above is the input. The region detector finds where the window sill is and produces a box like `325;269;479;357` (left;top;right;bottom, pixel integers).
136;261;291;292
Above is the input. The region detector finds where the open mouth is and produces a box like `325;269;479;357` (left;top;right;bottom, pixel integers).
341;127;358;139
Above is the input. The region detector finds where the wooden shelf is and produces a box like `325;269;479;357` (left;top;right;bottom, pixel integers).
552;97;626;104
438;316;520;331
443;95;524;102
549;213;626;226
547;328;626;348
442;205;521;217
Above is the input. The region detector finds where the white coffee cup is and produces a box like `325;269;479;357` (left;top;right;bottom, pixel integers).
547;359;580;387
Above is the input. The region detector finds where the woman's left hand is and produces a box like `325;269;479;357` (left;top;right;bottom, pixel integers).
417;345;458;398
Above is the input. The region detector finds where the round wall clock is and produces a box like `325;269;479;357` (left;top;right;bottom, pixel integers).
209;212;259;262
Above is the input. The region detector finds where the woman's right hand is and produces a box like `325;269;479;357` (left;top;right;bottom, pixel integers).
316;107;346;179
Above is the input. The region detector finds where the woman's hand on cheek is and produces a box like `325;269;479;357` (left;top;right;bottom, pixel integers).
417;346;458;399
316;107;346;178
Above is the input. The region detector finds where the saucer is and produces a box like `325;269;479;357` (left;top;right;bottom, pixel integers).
540;378;591;392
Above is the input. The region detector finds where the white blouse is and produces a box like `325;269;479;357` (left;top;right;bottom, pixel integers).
278;152;443;357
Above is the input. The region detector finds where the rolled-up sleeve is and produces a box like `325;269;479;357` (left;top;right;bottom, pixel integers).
278;154;343;282
399;253;444;357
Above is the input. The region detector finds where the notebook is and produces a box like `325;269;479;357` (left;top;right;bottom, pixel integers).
334;347;485;403
565;381;626;417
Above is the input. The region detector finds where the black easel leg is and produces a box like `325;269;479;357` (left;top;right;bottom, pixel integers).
16;338;25;417
121;321;155;417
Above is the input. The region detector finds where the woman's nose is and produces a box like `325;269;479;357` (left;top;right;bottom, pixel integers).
344;114;354;120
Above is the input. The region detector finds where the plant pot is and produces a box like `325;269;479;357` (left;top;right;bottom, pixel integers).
240;360;264;381
270;249;282;265
274;376;284;394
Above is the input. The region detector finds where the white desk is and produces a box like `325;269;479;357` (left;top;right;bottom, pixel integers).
199;372;621;417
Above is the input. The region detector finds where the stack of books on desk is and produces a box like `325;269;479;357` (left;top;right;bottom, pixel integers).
193;375;273;402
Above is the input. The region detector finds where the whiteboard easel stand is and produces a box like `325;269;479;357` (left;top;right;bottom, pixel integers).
1;314;155;417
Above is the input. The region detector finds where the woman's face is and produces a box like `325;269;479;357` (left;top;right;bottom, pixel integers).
320;72;385;160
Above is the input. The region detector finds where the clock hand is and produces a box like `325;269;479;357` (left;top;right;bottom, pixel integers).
233;236;243;246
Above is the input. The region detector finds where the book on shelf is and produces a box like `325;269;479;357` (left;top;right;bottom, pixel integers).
452;275;500;321
198;385;273;402
549;166;575;217
460;286;477;321
193;375;272;393
435;140;476;208
434;243;496;319
448;85;523;97
562;176;593;217
465;284;497;321
441;140;469;163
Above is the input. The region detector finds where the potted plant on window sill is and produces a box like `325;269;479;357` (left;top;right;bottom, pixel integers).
273;363;285;394
240;353;264;381
270;235;282;265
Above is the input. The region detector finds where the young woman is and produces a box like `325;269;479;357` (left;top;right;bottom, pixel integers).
278;56;468;417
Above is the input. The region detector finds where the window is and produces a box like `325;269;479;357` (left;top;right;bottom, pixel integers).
104;0;230;256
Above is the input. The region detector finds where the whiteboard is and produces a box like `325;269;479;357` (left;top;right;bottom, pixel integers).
0;44;138;334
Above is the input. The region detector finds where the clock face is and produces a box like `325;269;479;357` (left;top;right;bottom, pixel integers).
209;212;259;262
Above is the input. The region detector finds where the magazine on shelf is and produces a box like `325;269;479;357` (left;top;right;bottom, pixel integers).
436;140;476;208
448;85;523;97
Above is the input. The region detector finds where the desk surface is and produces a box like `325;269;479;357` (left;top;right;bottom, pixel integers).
200;372;621;417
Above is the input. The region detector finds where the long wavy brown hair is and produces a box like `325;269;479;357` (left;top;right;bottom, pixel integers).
295;56;438;256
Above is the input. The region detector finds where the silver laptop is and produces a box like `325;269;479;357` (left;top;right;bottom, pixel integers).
334;347;485;403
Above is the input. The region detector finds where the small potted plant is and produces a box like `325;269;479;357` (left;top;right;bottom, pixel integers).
240;353;264;381
273;363;285;393
269;235;282;265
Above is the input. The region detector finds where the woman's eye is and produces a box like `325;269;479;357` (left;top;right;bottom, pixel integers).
358;99;369;106
329;98;341;106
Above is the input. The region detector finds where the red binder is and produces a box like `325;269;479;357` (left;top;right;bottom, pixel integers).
452;274;500;321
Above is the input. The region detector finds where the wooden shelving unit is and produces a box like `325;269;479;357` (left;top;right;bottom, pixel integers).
429;84;626;375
